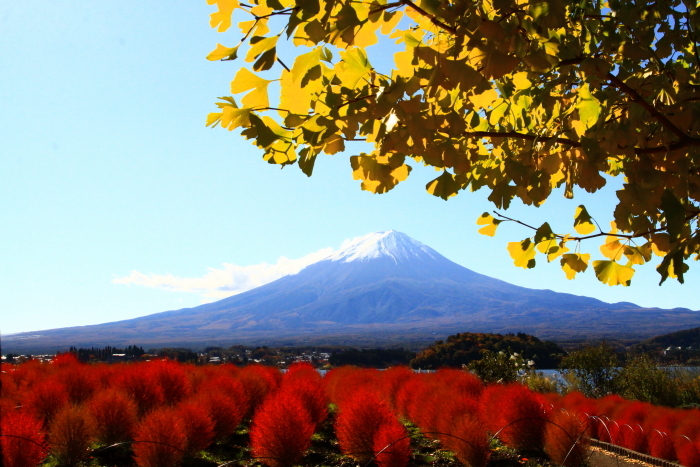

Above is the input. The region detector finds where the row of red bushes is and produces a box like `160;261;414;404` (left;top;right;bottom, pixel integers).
552;391;700;466
3;356;700;467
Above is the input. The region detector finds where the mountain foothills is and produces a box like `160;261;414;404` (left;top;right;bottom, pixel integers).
5;231;700;353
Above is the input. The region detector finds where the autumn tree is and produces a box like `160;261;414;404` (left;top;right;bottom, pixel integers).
205;0;700;285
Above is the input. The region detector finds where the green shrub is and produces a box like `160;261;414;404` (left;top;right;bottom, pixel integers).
559;343;620;398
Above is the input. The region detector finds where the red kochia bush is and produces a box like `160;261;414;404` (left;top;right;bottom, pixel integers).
150;360;191;406
675;439;700;467
281;374;328;427
335;389;395;462
479;383;508;435
616;401;651;453
373;420;411;467
595;394;629;419
545;410;590;467
409;381;444;437
284;362;318;381
645;408;684;461
133;408;186;467
113;365;164;415
324;367;382;407
379;366;415;413
441;413;490;467
249;390;315;467
675;413;700;443
647;430;676;462
58;365;99;404
238;365;281;417
1;411;48;467
197;376;249;441
433;369;483;399
88;389;138;445
618;423;647;454
560;392;599;425
175;400;215;457
490;383;550;451
1;372;20;407
53;352;81;367
23;378;69;428
48;404;96;467
393;374;428;422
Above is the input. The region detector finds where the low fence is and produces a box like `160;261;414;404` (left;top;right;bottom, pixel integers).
590;438;681;467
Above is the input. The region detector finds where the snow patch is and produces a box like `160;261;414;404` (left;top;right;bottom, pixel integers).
327;230;437;263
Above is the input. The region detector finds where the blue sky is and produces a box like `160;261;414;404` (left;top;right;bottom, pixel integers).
1;1;696;336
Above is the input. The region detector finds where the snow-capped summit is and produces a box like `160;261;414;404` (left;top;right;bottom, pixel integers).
326;230;438;263
7;228;700;356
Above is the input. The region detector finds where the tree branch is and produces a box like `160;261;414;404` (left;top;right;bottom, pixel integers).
557;56;587;67
399;0;456;34
493;211;700;242
254;8;294;19
464;128;700;155
605;72;693;143
276;58;291;72
369;1;403;15
337;94;377;109
464;131;582;148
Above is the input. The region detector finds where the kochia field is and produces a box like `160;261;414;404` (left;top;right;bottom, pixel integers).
2;355;699;467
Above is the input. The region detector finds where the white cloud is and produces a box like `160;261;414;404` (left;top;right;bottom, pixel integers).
112;247;335;301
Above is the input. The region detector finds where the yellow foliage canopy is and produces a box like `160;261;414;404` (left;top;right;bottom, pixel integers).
205;0;700;286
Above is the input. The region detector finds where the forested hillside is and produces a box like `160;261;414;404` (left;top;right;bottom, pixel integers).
410;332;566;369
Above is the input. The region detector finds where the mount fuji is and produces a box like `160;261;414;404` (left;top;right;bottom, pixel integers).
5;231;700;353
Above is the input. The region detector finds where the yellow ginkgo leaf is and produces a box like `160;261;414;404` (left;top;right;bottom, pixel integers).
469;89;499;110
206;112;222;127
650;233;671;256
280;70;313;115
573;205;596;235
350;153;412;194
246;36;279;63
230;68;272;109
336;48;371;89
593;260;634;286
507;239;536;269
560;253;590;279
353;22;380;48
599;239;624;261
512;72;532;90
426;171;460;201
323;134;345;155
220;106;251;130
544;243;570;262
380;11;403;35
207;0;239;32
576;83;601;131
476;212;502;237
623;243;652;265
207;43;239;61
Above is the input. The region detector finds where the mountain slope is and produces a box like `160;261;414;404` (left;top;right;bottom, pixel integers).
5;231;700;353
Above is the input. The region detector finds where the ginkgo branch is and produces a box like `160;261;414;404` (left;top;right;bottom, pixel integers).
276;58;291;72
464;130;700;156
682;7;700;68
605;72;696;144
464;131;582;148
493;211;700;242
368;1;403;15
399;0;457;34
337;94;377;109
253;8;294;19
